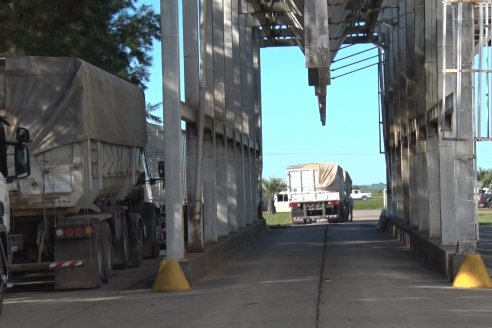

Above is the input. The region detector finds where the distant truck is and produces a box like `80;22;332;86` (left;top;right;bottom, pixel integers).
287;163;351;224
0;116;30;314
1;56;162;290
350;189;373;200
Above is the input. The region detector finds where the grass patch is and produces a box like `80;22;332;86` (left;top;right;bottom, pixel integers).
353;190;385;210
263;211;291;228
478;209;492;225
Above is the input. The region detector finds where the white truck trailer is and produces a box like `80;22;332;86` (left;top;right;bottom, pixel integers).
1;56;162;290
287;163;352;223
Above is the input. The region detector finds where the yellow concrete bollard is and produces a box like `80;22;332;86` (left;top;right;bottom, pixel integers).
152;259;191;292
452;254;492;288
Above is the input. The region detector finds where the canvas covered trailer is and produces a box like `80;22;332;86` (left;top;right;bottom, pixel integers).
0;56;161;289
287;163;351;223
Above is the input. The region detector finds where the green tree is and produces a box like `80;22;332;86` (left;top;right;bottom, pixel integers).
262;177;286;214
0;0;160;90
146;102;163;124
478;168;492;189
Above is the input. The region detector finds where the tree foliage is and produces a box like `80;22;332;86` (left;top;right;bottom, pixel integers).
478;168;492;189
146;102;162;124
0;0;160;89
262;177;286;214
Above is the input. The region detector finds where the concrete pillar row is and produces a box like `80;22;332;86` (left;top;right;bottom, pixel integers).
383;0;478;253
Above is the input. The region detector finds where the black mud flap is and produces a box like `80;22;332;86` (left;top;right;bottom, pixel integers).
55;262;99;290
54;238;101;290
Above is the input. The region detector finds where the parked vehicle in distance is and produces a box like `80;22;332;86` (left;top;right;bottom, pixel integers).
351;189;373;200
477;190;492;208
274;191;290;213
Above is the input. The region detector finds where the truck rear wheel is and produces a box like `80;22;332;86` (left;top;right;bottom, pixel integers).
114;217;130;270
128;214;143;268
101;222;113;283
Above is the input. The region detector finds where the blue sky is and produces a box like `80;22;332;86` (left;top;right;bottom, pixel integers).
142;0;492;186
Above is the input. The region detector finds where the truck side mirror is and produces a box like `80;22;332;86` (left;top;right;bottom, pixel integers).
158;161;165;178
14;143;30;178
16;127;30;143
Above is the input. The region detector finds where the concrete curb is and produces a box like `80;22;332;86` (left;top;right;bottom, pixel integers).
180;219;268;285
383;215;459;281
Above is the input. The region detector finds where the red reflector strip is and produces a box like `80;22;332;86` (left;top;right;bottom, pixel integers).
49;260;84;270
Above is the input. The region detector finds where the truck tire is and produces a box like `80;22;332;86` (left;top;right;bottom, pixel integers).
101;222;113;283
95;229;104;288
149;214;160;259
128;214;143;268
114;217;130;270
142;204;160;259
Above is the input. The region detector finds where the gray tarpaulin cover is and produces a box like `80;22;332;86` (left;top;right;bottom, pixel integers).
1;56;147;154
343;170;352;194
318;163;344;191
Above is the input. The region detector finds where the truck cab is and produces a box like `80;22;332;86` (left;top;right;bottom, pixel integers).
0;118;30;314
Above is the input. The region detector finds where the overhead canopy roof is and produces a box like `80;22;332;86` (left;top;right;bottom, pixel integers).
248;0;383;125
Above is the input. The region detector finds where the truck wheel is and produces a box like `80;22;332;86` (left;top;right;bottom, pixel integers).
101;222;113;283
95;230;104;288
150;215;160;258
142;204;160;259
128;214;143;268
145;213;160;259
114;217;130;270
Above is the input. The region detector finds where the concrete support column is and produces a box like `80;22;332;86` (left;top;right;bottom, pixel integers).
439;140;456;245
414;0;428;233
424;0;440;239
250;148;258;221
427;132;441;239
252;38;262;220
183;0;199;253
416;136;429;233
183;0;199;107
409;138;418;227
227;140;238;232
236;143;246;228
216;138;229;238
401;143;410;224
161;0;185;260
395;142;404;219
244;147;253;225
203;133;218;243
186;126;201;249
437;3;477;252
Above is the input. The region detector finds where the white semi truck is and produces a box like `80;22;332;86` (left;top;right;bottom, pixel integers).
287;163;352;223
0;56;162;290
